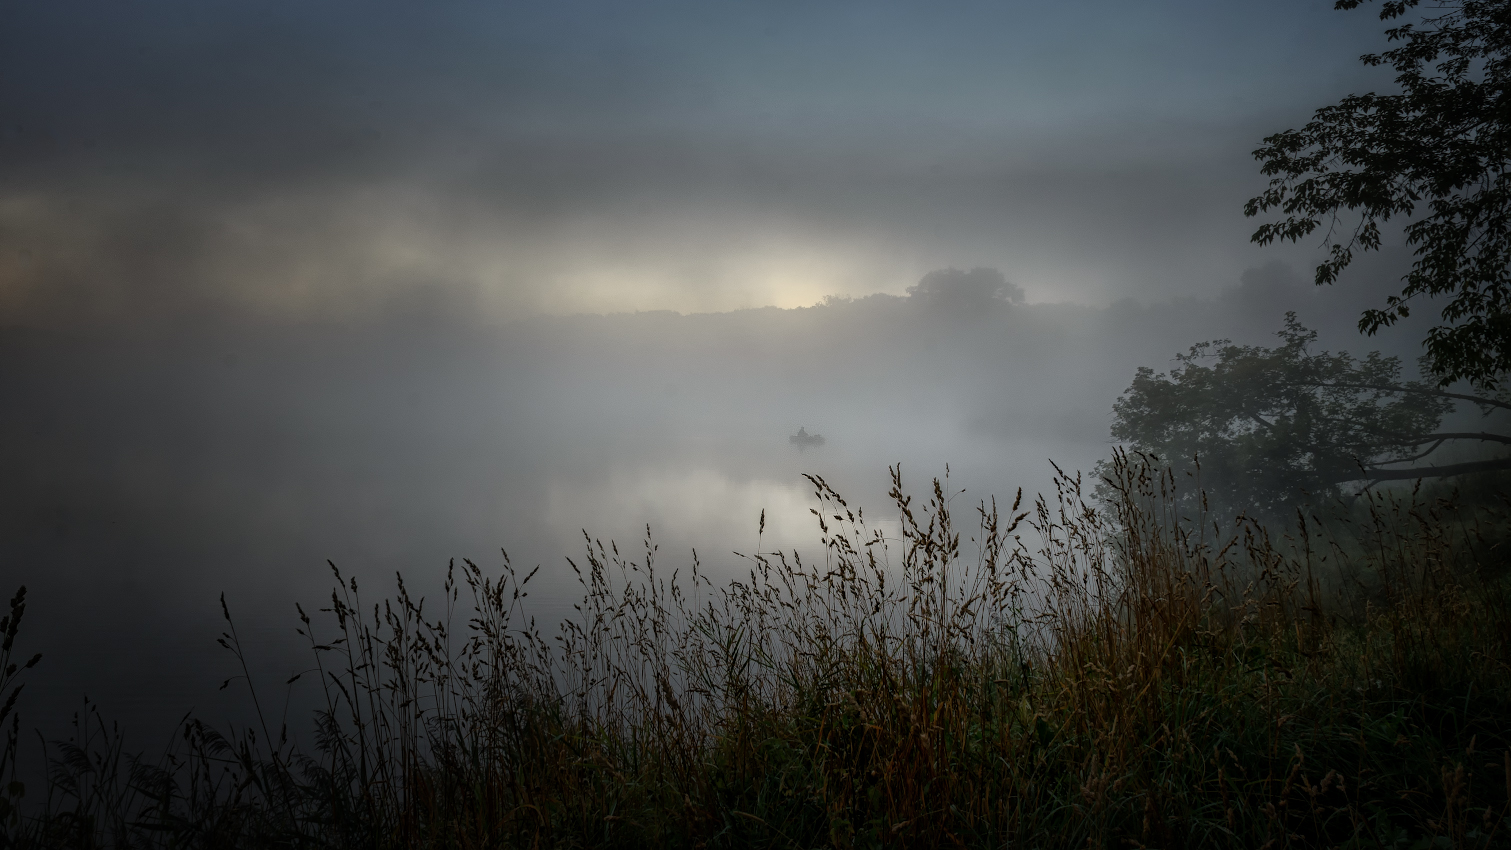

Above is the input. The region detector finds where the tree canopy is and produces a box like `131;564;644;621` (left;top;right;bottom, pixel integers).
1109;315;1511;519
907;268;1024;309
1246;0;1511;390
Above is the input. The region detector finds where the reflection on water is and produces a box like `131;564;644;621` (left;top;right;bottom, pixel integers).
547;467;813;557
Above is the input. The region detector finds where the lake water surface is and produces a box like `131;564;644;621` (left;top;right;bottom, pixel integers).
0;291;1337;752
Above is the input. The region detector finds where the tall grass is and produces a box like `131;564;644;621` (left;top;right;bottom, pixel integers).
3;451;1509;848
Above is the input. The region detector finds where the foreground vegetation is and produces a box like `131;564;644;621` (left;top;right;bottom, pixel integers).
1;453;1508;849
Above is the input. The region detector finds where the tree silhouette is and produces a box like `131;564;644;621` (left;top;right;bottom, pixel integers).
1109;314;1511;518
907;268;1024;311
1246;0;1511;389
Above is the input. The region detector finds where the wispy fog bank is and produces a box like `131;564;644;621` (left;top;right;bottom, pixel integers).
2;262;1437;745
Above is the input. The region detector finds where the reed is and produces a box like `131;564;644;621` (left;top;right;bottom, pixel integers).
3;450;1508;849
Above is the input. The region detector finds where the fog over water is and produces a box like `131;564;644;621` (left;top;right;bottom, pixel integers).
0;0;1451;752
2;260;1431;745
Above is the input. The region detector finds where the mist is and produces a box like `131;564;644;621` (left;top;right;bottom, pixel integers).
2;255;1440;742
0;0;1468;756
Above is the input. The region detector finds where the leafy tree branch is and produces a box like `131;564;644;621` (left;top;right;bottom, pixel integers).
1247;0;1511;389
1107;313;1510;518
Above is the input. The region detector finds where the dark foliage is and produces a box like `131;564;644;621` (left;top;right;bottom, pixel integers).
1109;314;1511;519
1247;0;1511;389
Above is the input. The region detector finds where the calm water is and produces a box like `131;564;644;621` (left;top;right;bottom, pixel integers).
1;290;1332;750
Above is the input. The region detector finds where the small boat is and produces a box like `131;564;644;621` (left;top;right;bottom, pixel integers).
789;426;825;448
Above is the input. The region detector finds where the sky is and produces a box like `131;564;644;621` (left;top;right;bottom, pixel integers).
1;0;1401;321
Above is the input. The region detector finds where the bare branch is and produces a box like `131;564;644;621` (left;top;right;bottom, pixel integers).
1345;455;1511;483
1371;438;1447;465
1374;431;1511;447
1298;382;1511;411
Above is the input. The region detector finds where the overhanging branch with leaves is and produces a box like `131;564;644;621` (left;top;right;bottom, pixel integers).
1108;314;1509;517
